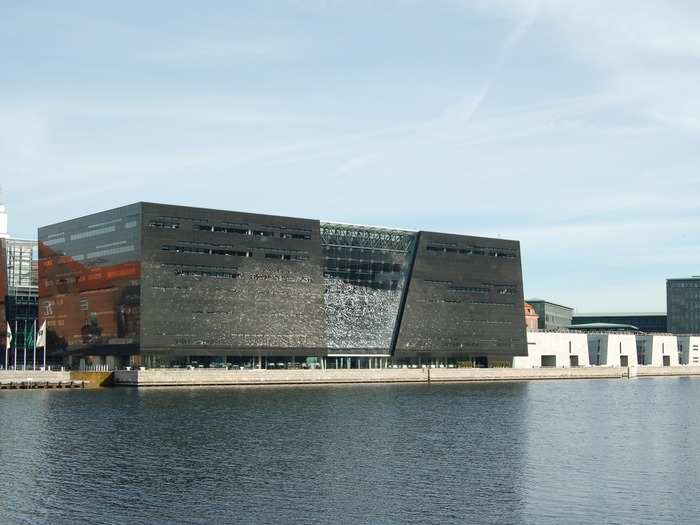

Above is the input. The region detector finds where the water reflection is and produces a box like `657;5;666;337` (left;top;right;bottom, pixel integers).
1;379;699;524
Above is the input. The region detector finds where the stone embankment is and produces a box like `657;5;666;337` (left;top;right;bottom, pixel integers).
0;371;70;382
633;366;700;377
6;367;700;389
114;366;632;387
0;371;113;389
0;370;86;389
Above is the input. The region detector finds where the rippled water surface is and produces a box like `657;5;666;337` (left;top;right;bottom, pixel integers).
2;378;700;524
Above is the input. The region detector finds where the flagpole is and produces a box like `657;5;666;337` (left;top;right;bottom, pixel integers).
14;319;17;370
32;320;37;371
4;324;7;371
23;322;27;371
43;323;47;371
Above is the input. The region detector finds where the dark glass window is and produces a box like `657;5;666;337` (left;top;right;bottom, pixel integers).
149;221;179;229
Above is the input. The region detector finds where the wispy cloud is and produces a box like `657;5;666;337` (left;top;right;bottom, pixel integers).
2;0;698;310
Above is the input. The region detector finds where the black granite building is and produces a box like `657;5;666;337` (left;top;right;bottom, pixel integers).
38;203;527;368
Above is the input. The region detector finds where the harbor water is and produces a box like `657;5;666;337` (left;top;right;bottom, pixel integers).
1;378;699;524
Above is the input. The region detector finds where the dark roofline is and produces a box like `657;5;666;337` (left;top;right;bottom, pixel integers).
38;202;143;233
38;201;523;241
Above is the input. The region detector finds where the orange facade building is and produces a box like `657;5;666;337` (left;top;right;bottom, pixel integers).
524;302;539;330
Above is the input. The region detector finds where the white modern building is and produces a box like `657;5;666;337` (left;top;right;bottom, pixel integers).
587;333;638;367
677;336;700;365
513;331;590;368
636;335;679;366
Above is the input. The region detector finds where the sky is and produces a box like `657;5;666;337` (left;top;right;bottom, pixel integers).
2;0;699;312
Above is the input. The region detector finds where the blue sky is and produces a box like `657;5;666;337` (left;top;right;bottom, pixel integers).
2;0;699;312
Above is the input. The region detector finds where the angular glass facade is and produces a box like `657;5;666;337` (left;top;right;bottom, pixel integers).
320;223;416;354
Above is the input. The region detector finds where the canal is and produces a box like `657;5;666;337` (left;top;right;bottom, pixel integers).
1;378;698;524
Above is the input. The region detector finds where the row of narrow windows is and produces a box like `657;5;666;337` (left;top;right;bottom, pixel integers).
162;245;250;257
419;299;517;307
447;286;517;295
175;269;240;279
324;259;403;273
197;225;274;236
69;225;116;240
148;220;312;239
58;220;138;244
160;245;308;261
426;245;517;258
170;271;313;283
149;221;179;229
448;285;489;294
150;220;516;258
428;281;518;296
157;273;313;284
170;240;305;256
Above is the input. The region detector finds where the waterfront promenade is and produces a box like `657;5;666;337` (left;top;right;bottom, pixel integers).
111;366;700;387
4;367;700;389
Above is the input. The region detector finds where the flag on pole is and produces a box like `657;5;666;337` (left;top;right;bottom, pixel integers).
25;324;33;350
5;322;11;370
22;324;28;371
32;320;37;371
36;321;47;348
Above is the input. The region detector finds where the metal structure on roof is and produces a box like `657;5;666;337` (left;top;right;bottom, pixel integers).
565;322;639;331
319;222;417;253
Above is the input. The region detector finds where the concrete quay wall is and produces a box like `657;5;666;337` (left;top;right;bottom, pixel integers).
0;371;71;382
115;368;427;386
430;367;626;381
634;366;700;377
114;366;629;387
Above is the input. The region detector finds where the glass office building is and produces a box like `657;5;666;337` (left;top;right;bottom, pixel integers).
1;238;39;368
667;277;700;334
39;203;528;368
526;299;574;330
